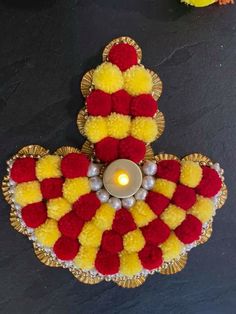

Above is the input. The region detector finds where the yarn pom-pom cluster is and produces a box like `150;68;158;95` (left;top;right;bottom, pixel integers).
7;150;224;279
79;38;164;164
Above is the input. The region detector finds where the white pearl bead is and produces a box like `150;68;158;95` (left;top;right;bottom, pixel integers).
122;197;135;209
142;161;157;176
135;188;148;200
96;189;110;203
142;176;155;190
89;176;103;191
108;197;121;210
87;163;101;177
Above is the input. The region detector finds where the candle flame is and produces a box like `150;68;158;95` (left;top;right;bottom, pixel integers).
114;170;129;186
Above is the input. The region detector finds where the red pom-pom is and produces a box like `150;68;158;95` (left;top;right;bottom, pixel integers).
111;90;131;115
119;136;146;163
146;191;170;215
139;244;163;270
10;157;36;183
53;236;79;260
40;178;63;199
196;166;222;198
108;43;138;71
112;208;136;235
95;249;119;275
61;153;89;178
156;160;181;183
73;192;100;221
172;184;196;210
130;94;157;117
141;218;170;245
86;90;112;117
95;137;119;163
175;214;202;244
101;230;123;253
58;211;84;239
21;202;47;228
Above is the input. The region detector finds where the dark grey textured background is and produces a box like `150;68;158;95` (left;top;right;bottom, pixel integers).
0;1;236;313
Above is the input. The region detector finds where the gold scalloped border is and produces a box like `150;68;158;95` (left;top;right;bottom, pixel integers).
149;70;163;101
159;253;188;275
81;70;94;98
54;146;80;156
77;107;88;136
10;208;28;235
217;183;227;209
155;111;165;140
113;275;146;288
102;36;142;64
155;153;180;162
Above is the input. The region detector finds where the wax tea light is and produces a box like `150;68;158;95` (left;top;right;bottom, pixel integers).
103;159;142;198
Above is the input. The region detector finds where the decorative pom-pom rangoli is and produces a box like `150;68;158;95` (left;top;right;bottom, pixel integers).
2;37;227;288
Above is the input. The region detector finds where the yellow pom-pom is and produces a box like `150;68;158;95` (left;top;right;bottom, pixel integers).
181;0;215;7
84;116;108;143
161;204;186;229
14;181;42;206
119;251;142;276
36;155;61;181
123;65;153;96
123;229;145;253
189;195;214;223
160;232;184;262
93;203;115;231
131;117;157;143
152;179;176;199
47;197;71;220
74;246;98;270
63;178;90;203
130;200;156;227
35;219;61;247
92;62;124;94
180;161;202;188
106;113;131;139
79;222;103;248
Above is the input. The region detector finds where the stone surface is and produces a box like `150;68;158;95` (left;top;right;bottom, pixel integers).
0;1;235;313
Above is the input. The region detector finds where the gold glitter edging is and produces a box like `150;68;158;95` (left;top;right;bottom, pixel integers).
81;69;94;98
10;208;28;235
102;36;142;64
81;140;95;159
149;70;163;101
2;175;13;205
33;243;61;268
113;275;147;288
159;253;188;275
54;146;80;156
77;107;88;136
155;153;180;162
144;145;155;161
17;145;49;157
70;269;103;285
182;153;213;166
217;183;228;209
154;111;165;140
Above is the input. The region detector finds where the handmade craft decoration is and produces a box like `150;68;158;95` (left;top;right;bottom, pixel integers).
2;37;227;288
181;0;234;6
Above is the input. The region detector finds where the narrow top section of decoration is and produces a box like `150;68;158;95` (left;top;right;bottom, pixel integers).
78;37;165;164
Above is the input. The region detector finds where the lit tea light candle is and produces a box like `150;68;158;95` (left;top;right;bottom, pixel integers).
103;159;142;199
